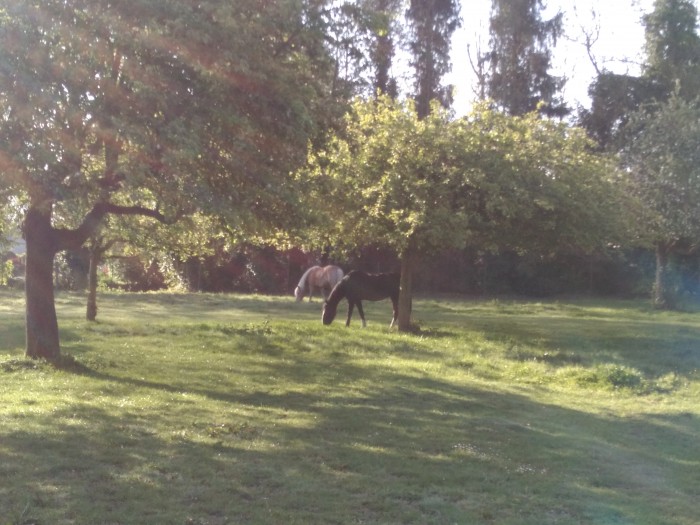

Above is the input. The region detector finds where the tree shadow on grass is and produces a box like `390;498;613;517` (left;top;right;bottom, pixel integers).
0;320;26;353
3;343;699;524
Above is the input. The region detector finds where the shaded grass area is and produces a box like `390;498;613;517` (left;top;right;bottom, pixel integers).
1;290;699;524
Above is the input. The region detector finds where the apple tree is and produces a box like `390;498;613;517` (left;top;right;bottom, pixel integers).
620;95;700;307
0;0;335;358
301;96;625;330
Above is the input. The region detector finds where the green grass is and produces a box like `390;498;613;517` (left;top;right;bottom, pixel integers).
1;290;699;525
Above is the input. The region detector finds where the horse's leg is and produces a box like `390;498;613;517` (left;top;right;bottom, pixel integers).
346;300;355;327
356;301;367;328
389;298;398;328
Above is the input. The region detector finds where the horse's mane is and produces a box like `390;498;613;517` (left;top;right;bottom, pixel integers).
296;265;320;292
324;276;347;309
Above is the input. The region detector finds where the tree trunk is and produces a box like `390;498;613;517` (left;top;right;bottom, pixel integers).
22;198;168;357
24;206;61;360
397;248;417;332
86;243;101;321
653;242;674;309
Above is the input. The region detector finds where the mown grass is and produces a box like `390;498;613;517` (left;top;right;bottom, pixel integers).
1;290;699;525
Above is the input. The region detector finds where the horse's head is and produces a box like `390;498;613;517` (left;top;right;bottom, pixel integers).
294;286;305;302
322;301;336;325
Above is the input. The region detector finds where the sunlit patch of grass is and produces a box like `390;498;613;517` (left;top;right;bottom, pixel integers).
1;290;699;524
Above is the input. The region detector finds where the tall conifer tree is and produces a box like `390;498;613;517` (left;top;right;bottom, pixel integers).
484;0;567;117
406;0;460;119
366;0;401;98
643;0;700;101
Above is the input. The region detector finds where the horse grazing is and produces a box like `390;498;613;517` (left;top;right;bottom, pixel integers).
294;265;344;302
322;270;400;328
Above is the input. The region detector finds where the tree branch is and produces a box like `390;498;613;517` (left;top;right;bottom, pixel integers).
568;5;602;76
467;42;488;100
103;203;169;222
53;201;179;252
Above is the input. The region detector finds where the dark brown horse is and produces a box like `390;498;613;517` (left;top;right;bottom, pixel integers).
322;270;399;327
294;265;344;302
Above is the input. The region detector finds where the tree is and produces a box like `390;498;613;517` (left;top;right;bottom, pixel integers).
581;73;659;150
320;0;403;102
301;96;624;331
582;0;700;307
366;0;402;98
620;96;700;308
0;1;335;359
583;0;700;149
83;212;218;321
643;0;700;101
483;0;567;117
406;0;461;119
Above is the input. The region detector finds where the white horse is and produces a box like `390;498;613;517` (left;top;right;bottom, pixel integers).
294;265;344;302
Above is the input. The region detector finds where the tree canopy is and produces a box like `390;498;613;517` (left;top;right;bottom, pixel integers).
300;96;624;329
1;0;334;218
620;95;700;307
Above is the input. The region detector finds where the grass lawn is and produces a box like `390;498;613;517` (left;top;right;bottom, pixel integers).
1;290;699;525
